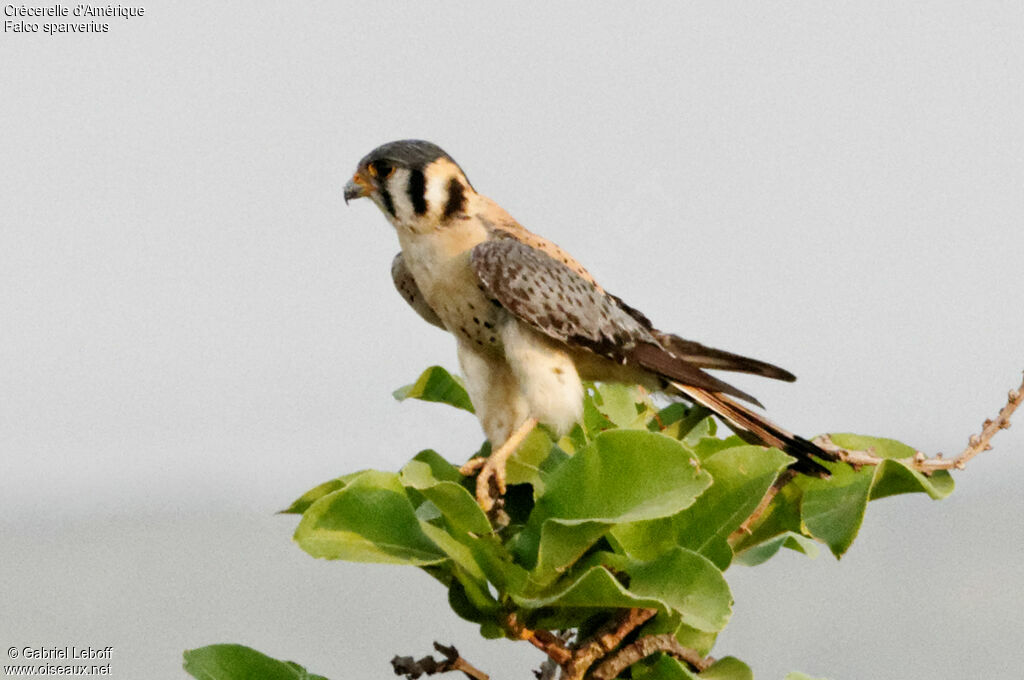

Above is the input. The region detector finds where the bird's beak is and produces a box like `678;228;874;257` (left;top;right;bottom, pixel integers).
344;172;371;204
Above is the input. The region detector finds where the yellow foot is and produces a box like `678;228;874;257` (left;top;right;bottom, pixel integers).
460;418;538;512
458;457;487;476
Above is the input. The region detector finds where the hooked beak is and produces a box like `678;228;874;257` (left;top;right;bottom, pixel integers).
343;172;371;204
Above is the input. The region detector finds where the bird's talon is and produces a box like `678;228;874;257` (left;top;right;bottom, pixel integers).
459;457;487;476
473;460;505;511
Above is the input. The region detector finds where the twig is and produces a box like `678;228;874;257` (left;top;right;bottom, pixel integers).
727;468;797;546
814;372;1023;474
590;633;712;680
391;642;489;680
727;373;1023;544
563;608;656;680
504;613;573;667
533;632;572;680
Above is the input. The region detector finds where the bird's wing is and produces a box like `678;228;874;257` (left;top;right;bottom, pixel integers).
468;237;761;405
391;252;446;331
653;333;796;382
606;293;797;382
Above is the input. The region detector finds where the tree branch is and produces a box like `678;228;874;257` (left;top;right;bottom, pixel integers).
589;633;712;680
562;608;656;680
504;613;573;667
727;373;1022;545
391;642;489;680
814;372;1023;473
728;468;797;545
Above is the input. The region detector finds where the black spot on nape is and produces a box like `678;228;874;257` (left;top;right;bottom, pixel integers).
380;188;395;217
443;178;466;219
408;169;427;215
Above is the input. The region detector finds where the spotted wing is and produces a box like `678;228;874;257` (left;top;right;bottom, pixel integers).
469;238;760;404
391;252;446;331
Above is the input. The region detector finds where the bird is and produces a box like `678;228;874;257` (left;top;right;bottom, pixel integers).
343;139;837;510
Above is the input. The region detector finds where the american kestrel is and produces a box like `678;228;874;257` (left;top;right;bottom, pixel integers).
344;140;836;510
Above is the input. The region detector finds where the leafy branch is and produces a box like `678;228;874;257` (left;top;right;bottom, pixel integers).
184;366;1021;680
815;371;1023;472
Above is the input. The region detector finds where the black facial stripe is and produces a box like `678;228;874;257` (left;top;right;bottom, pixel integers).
380;188;395;217
443;178;466;219
408;169;427;215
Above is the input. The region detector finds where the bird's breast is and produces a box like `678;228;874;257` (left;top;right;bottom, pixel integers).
398;227;508;355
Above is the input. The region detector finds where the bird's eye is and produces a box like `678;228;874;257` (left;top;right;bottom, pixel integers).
368;162;394;180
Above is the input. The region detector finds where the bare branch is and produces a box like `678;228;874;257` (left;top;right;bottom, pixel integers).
813;372;1023;473
391;642;489;680
590;633;712;680
563;608;656;680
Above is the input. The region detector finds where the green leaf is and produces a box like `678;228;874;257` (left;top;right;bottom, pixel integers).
594;383;649;429
417;521;487;583
828;433;954;500
531;430;712;525
632;652;700;680
393;366;474;413
681;416;718;449
733;531;819;567
675;446;792;568
294;471;445;565
728;478;805;556
689;434;744;461
182;644;328;680
280;470;370;515
518;548;731;634
399;449;464;484
400;454;491;535
870;459;954;500
581;384;617;435
504;428;570;496
532;520;610;584
672;622;719;658
801;463;874;558
463;535;530;597
629;650;751;680
649;401;689;433
513;564;662;624
518;430;711;575
800;434;955;557
628;548;732;633
613;446;792;569
700;656;753;680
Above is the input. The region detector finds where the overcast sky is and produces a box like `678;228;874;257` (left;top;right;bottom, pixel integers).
2;3;1022;679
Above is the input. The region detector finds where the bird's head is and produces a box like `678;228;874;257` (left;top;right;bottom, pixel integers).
344;140;475;229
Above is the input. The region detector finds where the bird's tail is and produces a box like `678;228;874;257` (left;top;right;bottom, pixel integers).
669;381;837;477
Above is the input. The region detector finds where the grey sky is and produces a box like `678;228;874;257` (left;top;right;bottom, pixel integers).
2;2;1022;678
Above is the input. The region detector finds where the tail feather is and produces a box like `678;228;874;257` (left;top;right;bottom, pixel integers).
670;381;836;477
